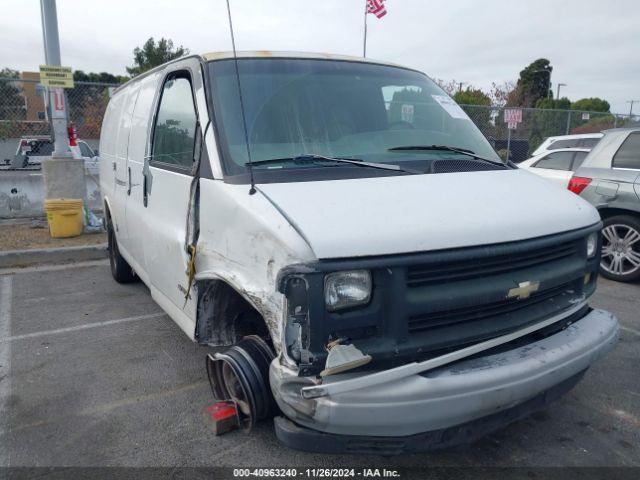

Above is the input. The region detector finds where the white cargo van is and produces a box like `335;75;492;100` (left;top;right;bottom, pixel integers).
100;52;618;454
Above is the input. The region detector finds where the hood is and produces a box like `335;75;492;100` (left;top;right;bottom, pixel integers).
257;169;600;259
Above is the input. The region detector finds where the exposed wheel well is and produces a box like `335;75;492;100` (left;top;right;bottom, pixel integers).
598;207;640;221
196;279;271;347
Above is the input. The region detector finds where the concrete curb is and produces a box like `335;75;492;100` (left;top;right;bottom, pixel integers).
0;243;108;268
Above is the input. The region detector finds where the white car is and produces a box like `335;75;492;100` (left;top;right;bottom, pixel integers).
99;51;617;454
531;133;603;157
11;136;99;173
519;148;590;188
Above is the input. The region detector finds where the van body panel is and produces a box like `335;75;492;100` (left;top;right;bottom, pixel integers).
125;70;162;272
196;179;317;350
258;169;600;259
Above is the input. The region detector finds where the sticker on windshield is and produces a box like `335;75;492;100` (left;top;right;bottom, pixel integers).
431;94;469;120
401;104;414;123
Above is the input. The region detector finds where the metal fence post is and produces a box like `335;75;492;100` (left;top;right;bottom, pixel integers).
565;110;572;135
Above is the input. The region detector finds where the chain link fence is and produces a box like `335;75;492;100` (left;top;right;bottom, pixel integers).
460;104;640;163
1;76;640;166
0;77;119;163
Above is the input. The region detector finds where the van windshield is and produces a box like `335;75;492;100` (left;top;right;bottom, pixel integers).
208;58;500;180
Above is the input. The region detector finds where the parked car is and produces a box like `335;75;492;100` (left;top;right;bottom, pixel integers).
519;148;590;188
10;136;99;172
532;133;603;157
100;51;618;454
569;128;640;282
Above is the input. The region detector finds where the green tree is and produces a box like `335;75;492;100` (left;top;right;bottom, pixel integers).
68;70;127;138
126;37;189;77
73;70;127;84
571;97;610;113
454;87;492;132
0;68;25;121
453;87;491;106
0;68;25;140
511;59;553;107
528;97;571;154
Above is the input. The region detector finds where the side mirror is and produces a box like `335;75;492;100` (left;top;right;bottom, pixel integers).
93;149;99;156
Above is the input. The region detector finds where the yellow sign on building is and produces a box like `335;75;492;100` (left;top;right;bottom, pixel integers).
39;65;74;88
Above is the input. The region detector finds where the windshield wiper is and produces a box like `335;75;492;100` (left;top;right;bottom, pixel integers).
388;145;510;168
249;154;421;174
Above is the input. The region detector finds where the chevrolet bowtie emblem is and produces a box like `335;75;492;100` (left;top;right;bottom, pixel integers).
507;280;540;300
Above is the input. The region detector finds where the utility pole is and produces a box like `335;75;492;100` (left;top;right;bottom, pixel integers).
40;0;86;230
556;83;566;100
458;82;465;93
40;0;70;157
627;100;639;118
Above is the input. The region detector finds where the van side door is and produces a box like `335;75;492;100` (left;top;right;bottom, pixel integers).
137;61;204;334
123;71;162;281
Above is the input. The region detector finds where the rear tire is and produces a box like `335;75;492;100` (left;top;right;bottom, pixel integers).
600;215;640;283
107;217;137;283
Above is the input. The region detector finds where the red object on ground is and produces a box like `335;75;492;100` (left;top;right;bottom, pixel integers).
67;123;78;147
568;176;592;195
202;401;240;435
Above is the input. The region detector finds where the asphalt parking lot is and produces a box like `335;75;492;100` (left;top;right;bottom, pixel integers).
0;260;638;468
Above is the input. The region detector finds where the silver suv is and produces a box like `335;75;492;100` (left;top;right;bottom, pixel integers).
570;128;640;282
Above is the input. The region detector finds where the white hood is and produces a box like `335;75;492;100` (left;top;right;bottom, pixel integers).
257;169;600;259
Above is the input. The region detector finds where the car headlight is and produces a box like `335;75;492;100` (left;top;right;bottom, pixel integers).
587;232;598;258
324;270;372;312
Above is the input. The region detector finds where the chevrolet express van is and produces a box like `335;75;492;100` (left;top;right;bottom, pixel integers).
100;52;618;453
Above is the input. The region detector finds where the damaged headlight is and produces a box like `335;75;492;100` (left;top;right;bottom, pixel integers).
324;270;372;312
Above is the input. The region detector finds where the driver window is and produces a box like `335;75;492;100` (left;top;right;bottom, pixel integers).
151;72;197;171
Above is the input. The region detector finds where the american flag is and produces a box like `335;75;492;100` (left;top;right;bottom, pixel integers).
367;0;387;19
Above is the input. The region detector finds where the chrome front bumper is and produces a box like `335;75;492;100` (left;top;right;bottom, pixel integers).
270;308;618;437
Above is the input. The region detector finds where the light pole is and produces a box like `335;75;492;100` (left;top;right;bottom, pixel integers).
40;0;70;157
627;100;639;118
556;83;567;100
40;0;86;228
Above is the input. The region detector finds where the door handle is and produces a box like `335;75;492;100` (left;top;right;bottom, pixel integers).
127;167;132;195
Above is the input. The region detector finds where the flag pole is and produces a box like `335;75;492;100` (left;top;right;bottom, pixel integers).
363;0;368;57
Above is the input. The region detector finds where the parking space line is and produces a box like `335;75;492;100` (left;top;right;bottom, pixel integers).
620;325;640;336
0;259;109;276
0;312;166;343
0;275;13;466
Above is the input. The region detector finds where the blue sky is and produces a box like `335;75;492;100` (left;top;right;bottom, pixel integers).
1;0;639;114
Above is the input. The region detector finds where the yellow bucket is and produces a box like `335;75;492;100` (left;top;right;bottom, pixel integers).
44;198;84;238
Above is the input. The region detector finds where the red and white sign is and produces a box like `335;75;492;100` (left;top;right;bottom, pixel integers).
504;108;522;130
504;108;522;124
51;88;66;119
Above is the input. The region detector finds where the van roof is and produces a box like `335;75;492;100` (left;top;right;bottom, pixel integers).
112;51;413;95
201;50;404;68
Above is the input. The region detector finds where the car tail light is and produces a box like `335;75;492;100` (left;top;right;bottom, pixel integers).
568;176;591;195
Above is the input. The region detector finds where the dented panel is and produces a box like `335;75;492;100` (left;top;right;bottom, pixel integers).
195;178;316;352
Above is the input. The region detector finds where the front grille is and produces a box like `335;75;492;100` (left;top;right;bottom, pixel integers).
408;281;576;334
407;240;578;287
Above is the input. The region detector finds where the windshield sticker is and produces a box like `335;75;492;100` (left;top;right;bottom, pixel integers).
401;104;414;123
431;94;469;120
